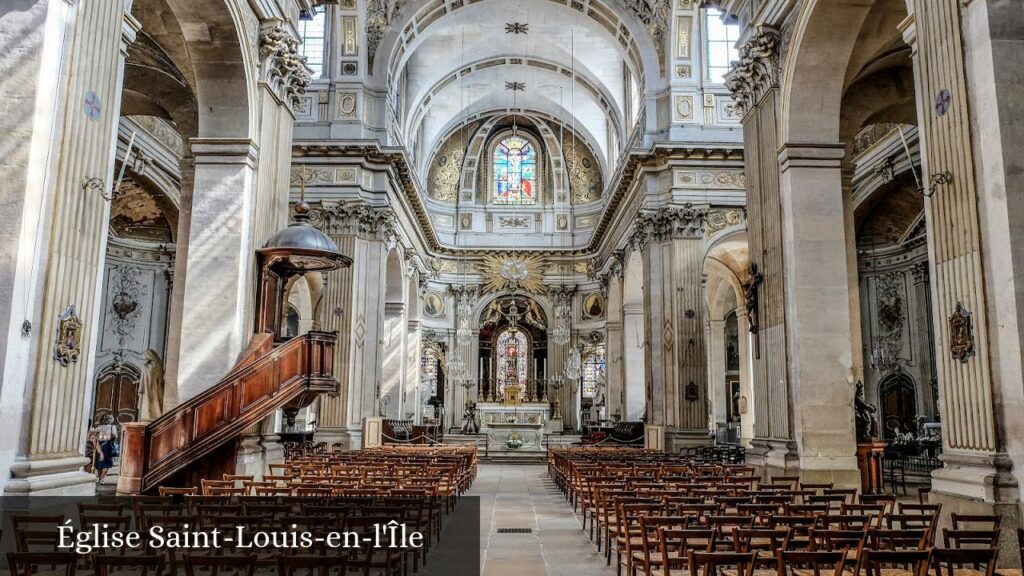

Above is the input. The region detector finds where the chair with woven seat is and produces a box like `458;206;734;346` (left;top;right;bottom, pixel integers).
854;548;931;576
777;549;850;576
930;547;996;576
688;550;756;576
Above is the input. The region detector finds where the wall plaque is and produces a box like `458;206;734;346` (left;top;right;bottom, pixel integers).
948;302;975;363
54;305;83;366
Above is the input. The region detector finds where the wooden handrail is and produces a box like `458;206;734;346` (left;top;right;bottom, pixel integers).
117;331;338;494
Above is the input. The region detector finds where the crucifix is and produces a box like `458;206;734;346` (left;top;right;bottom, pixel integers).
743;263;764;359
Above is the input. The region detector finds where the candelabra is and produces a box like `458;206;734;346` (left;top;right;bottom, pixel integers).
550;376;564;421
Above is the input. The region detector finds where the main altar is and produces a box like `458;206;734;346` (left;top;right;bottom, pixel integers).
477;383;561;452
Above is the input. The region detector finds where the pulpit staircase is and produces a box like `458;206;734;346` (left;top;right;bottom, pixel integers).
118;199;351;494
118;331;338;494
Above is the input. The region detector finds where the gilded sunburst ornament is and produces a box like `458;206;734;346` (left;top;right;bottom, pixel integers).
480;253;547;294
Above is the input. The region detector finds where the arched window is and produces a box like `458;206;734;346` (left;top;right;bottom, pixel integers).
705;9;740;84
492;135;537;205
496;327;530;395
298;7;327;78
581;345;607;399
421;346;441;397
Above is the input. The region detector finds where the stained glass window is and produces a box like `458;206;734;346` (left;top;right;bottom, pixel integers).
705;9;740;84
299;7;327;78
581;345;607;399
421;346;440;397
492;136;537;205
496;328;529;397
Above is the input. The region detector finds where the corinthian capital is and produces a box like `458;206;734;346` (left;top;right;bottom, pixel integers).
629;204;708;251
724;27;781;117
259;19;312;111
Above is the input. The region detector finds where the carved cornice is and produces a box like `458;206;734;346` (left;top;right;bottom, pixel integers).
627;204;708;252
548;285;577;306
723;27;781;117
294;143;440;250
259;19;312;110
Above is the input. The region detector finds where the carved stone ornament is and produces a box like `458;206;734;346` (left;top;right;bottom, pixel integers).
704;209;745;238
366;0;406;70
306;201;398;244
723;27;782;117
628;204;707;252
54;304;83;367
622;0;671;75
259;19;312;110
948;302;976;363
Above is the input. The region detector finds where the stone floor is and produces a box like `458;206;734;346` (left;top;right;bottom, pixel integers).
465;464;613;576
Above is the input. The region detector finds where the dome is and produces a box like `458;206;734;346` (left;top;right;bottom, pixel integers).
258;202;351;272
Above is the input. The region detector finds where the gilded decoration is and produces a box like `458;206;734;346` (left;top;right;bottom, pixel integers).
564;131;602;204
54;304;83;367
423;291;446;318
676;16;692;59
429;129;473;204
582;292;606;319
109;178;174;243
481;298;546;330
480;253;547;294
342;16;358;56
622;0;672;75
366;0;405;69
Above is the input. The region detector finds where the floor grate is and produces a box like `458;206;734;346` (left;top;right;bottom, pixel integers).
496;528;533;534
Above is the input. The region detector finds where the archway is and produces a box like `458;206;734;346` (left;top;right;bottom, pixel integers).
622;250;646;421
380;249;406;418
477;295;548;403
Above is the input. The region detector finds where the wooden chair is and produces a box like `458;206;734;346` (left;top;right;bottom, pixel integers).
158;486;199;496
183;553;258;576
6;552;78;576
950;514;1001;531
688;550;756;576
276;554;350;576
855;549;931;576
941;529;1000;550
93;554;164;576
994;529;1024;576
10;515;64;533
930;547;997;576
776;549;850;576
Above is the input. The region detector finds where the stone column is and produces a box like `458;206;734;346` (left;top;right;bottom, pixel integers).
622;302;646;422
708;319;728;435
4;1;139;495
381;301;406;418
173;140;259;402
604;273;625;421
726;29;797;470
902;0;1019;506
316;236;355;448
406;316;422;422
777;143;860;487
305;201;395;448
737;308;755;446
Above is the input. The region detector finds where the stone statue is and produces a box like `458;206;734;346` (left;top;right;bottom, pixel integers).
139;349;164;421
461;402;479;434
593;371;607;407
854;381;880;442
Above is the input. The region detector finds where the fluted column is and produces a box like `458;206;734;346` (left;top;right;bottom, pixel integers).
5;1;139;495
317;235;356;446
737;308;755;446
902;0;1017;503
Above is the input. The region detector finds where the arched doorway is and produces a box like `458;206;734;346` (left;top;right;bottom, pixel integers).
879;373;918;438
478;296;548;402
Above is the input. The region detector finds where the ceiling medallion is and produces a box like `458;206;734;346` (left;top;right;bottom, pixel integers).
505;81;526;92
505;22;529;35
480;253;547;294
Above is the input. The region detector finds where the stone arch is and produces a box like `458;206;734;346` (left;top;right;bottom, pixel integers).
622;249;646;421
380;249;407;418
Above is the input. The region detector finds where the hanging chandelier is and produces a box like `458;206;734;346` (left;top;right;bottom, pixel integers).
551;298;571;345
456;315;473;346
448;352;467;381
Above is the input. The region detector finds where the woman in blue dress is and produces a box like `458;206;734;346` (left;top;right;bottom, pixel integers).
94;414;118;484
